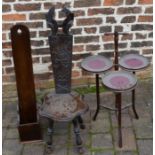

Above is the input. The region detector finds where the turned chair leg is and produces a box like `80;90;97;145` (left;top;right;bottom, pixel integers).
47;119;54;148
72;118;82;146
77;116;85;129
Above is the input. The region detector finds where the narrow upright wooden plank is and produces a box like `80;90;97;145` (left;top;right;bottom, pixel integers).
11;24;37;124
11;24;42;142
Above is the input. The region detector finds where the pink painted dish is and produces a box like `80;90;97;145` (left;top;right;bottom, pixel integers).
101;71;137;92
81;55;113;73
119;54;149;71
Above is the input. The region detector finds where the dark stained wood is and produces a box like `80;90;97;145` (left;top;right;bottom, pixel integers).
132;71;139;119
11;24;37;124
11;24;42;141
117;93;122;147
18;123;42;142
48;34;73;93
114;31;122;147
93;74;100;121
114;31;119;71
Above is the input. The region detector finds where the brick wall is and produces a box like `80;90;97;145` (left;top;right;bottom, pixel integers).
2;0;153;88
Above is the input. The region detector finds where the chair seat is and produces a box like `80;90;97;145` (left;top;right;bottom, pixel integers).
101;71;137;92
39;91;88;121
81;55;113;73
119;54;149;71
